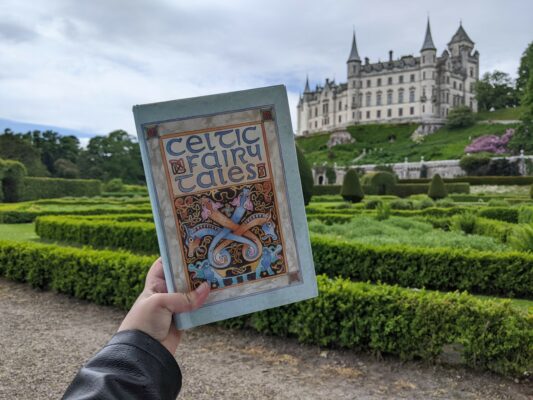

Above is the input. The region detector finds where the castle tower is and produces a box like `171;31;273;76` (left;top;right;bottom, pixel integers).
347;31;362;123
298;75;312;134
420;18;438;120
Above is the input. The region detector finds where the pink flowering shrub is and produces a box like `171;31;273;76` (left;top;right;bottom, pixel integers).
465;129;515;154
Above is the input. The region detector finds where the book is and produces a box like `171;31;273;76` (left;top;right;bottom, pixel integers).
132;85;317;329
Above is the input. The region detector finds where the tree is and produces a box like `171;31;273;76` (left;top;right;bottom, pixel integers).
446;106;476;129
428;174;448;200
54;158;79;178
341;169;364;203
0;130;49;176
516;42;533;102
295;145;313;205
474;71;518;111
325;166;336;184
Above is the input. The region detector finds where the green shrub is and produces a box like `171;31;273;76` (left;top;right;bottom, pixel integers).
509;225;533;252
477;207;519;223
400;176;533;186
364;199;382;210
428;174;448;200
103;178;124;192
392;183;428;197
435;198;454;207
341;169;364;203
446;105;476;129
296;145;314;205
361;171;396;195
488;199;510;207
518;206;533;224
450;212;478;235
0;158;27;202
313;185;341;196
389;199;413;210
21;177;102;201
416;198;435;209
0;239;530;377
375;202;391;221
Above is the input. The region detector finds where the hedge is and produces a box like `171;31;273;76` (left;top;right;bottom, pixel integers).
400;176;533;186
0;158;27;202
21;177;102;201
35;216;533;298
0;239;530;377
0;206;152;223
313;185;341;196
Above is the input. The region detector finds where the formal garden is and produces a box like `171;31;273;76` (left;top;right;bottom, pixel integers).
0;158;531;380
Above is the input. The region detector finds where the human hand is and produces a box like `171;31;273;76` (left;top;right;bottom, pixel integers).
118;258;210;355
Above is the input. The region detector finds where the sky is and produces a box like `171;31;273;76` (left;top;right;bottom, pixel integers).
0;0;532;143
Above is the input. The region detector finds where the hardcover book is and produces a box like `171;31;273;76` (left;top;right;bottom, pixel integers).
133;85;317;329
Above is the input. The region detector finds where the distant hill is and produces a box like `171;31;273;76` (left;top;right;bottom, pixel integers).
0;118;98;140
296;122;519;167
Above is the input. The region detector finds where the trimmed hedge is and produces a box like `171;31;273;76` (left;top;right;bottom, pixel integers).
21;177;102;201
400;176;533;186
0;206;152;223
0;239;530;377
35;216;533;298
313;185;341;196
0;158;27;202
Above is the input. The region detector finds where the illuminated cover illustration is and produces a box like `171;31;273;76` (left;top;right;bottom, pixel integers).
133;85;317;329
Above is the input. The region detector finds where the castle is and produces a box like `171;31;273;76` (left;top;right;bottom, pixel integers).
297;20;479;135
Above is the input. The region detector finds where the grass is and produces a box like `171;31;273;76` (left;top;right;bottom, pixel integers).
0;223;38;242
296;122;519;166
474;294;532;314
477;106;523;121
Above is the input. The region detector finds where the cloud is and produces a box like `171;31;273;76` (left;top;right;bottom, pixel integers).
0;0;532;139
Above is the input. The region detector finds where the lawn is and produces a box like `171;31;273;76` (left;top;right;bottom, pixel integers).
0;223;38;242
296;122;518;166
477;106;523;121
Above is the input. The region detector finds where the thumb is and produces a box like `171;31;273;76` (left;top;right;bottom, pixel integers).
156;282;211;314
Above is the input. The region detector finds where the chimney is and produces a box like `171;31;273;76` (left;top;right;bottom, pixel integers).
389;50;393;61
365;57;369;65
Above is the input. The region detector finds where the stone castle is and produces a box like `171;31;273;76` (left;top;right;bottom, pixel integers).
297;20;479;135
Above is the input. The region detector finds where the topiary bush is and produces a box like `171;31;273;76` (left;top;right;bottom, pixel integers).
361;171;396;195
103;178;124;192
0;158;27;202
428;174;448;200
341;169;364;203
296;145;314;205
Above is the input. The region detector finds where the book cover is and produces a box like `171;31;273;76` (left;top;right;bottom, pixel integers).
133;85;317;329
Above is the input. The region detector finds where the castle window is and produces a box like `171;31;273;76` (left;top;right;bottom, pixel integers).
377;110;381;118
338;115;342;123
422;105;425;113
470;67;474;77
398;89;404;104
399;75;404;84
446;92;449;103
358;93;363;105
339;101;342;109
470;98;473;109
366;92;371;106
315;121;317;128
453;81;457;89
470;83;474;93
422;56;425;63
410;106;414;115
352;81;356;88
459;83;463;90
388;77;393;85
423;71;426;80
446;76;450;84
367;79;371;88
315;107;318;117
409;89;415;103
387;90;393;105
410;74;415;82
376;91;382;106
366;111;371;119
377;78;382;87
323;103;329;114
358;111;362;119
387;109;392;117
398;108;403;117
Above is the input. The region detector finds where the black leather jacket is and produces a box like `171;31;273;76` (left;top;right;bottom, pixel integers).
63;330;181;399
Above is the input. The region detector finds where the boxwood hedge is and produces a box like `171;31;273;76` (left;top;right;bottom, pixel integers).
0;239;530;377
35;215;533;297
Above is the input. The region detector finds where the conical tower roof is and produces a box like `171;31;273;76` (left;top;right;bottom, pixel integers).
347;31;361;62
448;22;474;45
304;75;310;93
421;18;436;51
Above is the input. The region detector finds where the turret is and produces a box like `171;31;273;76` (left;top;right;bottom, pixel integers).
347;31;361;78
447;22;474;57
347;31;362;121
420;18;438;119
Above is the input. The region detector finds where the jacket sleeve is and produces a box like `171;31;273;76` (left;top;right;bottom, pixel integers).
62;330;181;400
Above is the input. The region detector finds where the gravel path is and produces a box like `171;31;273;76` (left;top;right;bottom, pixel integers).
0;278;531;400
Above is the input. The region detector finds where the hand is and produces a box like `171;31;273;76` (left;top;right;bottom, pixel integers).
118;258;210;355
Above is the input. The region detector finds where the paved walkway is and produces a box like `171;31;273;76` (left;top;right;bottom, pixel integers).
0;278;530;399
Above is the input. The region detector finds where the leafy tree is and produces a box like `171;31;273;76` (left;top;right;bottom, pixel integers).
295;145;313;205
78;130;145;184
516;42;533;101
54;158;79;179
0;130;49;176
428;174;448;200
341;169;364;203
474;71;518;111
104;178;124;192
325;166;336;184
446;106;476;129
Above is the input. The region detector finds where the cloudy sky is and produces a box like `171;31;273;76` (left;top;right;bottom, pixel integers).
0;0;531;141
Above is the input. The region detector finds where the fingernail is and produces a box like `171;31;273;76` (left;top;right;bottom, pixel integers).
196;282;210;295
